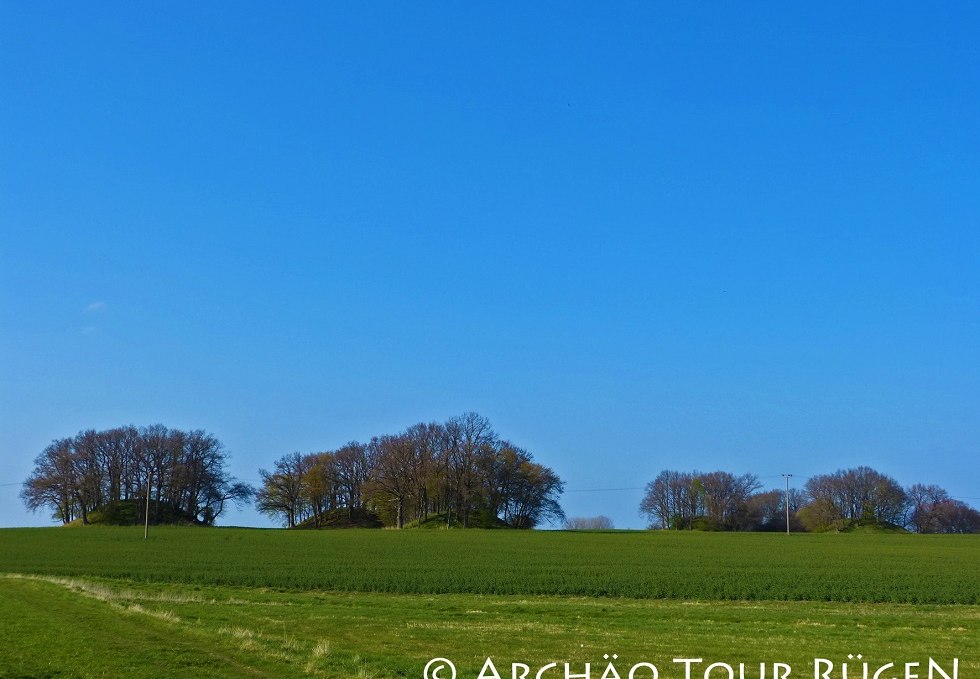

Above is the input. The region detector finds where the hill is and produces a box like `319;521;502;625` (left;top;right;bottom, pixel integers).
70;500;201;527
402;511;508;529
293;508;384;529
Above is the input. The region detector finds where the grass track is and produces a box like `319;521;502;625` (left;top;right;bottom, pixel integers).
0;576;284;678
1;575;977;679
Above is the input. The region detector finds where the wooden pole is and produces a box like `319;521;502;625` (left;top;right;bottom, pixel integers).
783;474;793;534
144;471;151;541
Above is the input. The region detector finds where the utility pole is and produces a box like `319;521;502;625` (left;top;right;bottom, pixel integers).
782;473;793;535
144;470;152;541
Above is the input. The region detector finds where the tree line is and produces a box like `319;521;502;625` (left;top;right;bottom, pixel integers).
256;412;565;529
23;421;974;534
21;425;252;525
639;466;980;533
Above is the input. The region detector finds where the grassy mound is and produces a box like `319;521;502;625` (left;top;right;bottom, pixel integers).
77;500;201;526
403;511;508;529
293;508;384;529
836;518;908;533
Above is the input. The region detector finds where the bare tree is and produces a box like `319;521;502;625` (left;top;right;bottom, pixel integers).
22;439;77;524
565;516;614;530
699;471;761;529
256;452;309;528
334;441;370;515
404;423;441;523
365;434;418;528
640;470;704;529
448;412;495;528
302;452;339;527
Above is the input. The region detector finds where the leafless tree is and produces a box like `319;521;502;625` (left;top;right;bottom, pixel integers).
256;452;309;528
699;471;761;529
446;412;496;528
565;516;614;530
366;434;418;528
22;438;76;524
334;441;370;514
640;470;705;529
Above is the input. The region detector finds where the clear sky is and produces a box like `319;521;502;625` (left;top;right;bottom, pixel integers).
2;3;978;529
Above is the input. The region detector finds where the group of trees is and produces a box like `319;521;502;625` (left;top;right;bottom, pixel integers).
255;412;565;529
254;442;371;529
639;470;779;531
565;515;614;530
640;466;980;533
22;425;252;526
24;421;975;536
905;483;980;534
801;468;980;533
800;467;909;530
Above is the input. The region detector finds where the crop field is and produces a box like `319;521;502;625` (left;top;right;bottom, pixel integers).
0;528;978;678
2;527;979;603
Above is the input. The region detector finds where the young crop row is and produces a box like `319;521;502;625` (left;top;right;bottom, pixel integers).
0;528;977;604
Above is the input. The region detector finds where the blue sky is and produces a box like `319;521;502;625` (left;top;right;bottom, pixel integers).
2;3;978;528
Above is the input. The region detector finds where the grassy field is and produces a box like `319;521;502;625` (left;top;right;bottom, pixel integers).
0;528;978;678
1;527;978;602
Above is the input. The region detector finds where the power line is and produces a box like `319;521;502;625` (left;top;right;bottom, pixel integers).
564;486;645;493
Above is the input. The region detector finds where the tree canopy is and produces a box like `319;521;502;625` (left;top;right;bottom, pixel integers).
639;465;979;533
256;412;565;529
22;425;252;526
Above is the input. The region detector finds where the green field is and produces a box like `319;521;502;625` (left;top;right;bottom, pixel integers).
1;528;977;678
